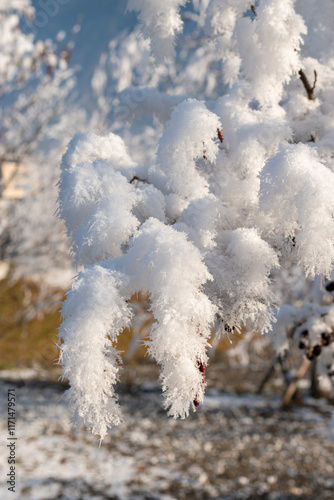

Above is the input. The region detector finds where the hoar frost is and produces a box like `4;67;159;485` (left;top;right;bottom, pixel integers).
57;0;334;439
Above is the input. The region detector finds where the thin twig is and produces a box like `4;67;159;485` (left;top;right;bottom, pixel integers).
217;128;224;143
203;141;207;160
130;176;148;184
281;357;310;408
299;69;317;100
256;360;276;394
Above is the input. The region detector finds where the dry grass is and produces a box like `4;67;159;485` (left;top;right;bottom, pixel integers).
0;278;62;369
0;281;239;370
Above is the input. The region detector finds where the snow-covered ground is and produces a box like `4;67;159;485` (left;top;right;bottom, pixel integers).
1;363;334;500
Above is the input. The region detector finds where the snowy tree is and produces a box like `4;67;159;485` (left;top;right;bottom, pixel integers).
57;0;334;439
0;0;75;162
0;0;86;286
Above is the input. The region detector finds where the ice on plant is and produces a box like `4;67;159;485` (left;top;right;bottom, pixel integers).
56;0;334;439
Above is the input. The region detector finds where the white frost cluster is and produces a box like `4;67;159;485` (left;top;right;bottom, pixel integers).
57;0;334;438
204;0;306;106
126;0;187;63
59;211;216;438
207;228;279;334
156;99;221;200
260;144;334;277
236;0;306;107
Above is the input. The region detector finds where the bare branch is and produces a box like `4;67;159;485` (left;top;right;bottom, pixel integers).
129;175;148;185
282;357;310;408
299;69;317;100
203;141;207;160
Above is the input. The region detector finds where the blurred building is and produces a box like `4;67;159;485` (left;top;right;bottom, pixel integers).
0;161;27;199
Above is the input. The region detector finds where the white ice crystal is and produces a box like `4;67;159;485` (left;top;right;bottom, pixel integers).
126;0;187;63
57;0;334;438
260;143;334;277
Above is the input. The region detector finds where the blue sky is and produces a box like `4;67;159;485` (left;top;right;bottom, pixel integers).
29;0;137;102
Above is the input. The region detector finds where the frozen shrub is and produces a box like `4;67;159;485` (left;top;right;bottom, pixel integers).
58;0;334;438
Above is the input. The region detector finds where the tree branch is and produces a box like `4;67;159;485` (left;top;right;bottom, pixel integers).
251;5;257;17
299;69;317;100
281;357;310;408
130;175;148;185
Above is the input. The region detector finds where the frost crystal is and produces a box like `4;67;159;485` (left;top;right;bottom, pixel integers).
57;0;334;438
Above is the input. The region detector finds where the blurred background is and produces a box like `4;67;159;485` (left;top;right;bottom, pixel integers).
0;0;137;373
0;1;334;499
